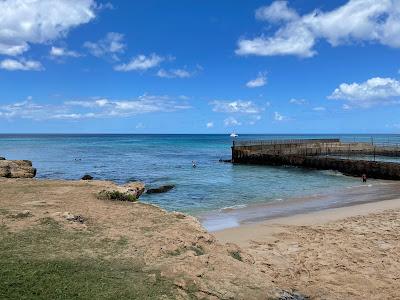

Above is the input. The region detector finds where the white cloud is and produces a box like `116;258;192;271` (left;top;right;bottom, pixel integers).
329;77;400;107
342;104;351;110
136;122;145;129
114;54;164;71
237;0;400;57
0;59;43;71
246;72;267;88
0;0;97;56
210;100;263;114
289;98;307;105
274;111;287;121
0;94;191;120
255;1;298;23
206;122;214;128
50;46;80;58
313;106;326;111
157;68;192;78
224;117;242;127
84;32;125;59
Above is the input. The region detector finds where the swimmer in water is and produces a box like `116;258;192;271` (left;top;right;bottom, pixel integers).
362;174;367;183
192;160;196;168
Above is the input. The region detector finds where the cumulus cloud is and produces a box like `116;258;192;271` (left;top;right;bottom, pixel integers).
115;54;164;71
206;122;214;128
237;0;400;57
0;59;43;71
224;117;242;127
0;94;191;120
312;106;326;111
84;32;125;60
0;0;97;56
210;100;263;114
50;46;80;58
246;72;267;88
329;77;400;107
255;1;298;23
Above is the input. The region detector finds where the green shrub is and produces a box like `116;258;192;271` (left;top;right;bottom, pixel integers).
97;190;137;202
229;250;243;262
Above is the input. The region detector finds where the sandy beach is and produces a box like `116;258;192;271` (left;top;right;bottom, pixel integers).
215;199;400;299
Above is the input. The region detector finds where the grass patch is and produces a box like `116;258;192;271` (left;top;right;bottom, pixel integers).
229;250;243;262
0;220;176;299
39;217;60;228
0;208;10;215
189;245;205;256
97;190;137;202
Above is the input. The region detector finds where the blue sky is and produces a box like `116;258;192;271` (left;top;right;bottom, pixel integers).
1;0;400;133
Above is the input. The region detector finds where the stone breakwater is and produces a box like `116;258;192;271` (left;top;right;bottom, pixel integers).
232;139;400;180
0;158;36;178
234;153;400;180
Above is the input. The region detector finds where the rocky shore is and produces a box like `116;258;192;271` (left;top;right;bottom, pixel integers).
0;178;298;299
0;158;36;178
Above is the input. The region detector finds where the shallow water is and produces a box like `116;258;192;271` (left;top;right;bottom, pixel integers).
0;134;399;217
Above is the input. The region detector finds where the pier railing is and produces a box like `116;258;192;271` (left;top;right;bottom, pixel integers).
233;138;340;147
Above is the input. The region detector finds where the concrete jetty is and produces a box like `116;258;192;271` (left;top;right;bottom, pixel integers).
231;139;400;180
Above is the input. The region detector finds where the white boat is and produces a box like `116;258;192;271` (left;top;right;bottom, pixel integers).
230;132;238;138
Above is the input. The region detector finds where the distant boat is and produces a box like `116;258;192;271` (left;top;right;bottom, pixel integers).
230;132;238;138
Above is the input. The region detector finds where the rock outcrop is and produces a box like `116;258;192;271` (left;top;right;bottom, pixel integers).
81;174;93;180
0;159;36;178
146;184;175;194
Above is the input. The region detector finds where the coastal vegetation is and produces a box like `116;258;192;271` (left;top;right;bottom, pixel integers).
97;189;138;202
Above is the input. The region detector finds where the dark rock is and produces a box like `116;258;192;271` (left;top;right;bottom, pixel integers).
278;290;309;300
63;212;85;223
219;159;232;163
146;184;175;194
81;174;93;180
0;157;5;160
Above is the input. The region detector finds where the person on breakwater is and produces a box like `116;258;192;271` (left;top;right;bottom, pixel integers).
362;174;367;183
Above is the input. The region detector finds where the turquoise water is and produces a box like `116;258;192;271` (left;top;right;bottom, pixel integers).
0;134;398;215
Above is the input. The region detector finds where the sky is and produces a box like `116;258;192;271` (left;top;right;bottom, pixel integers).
1;0;400;134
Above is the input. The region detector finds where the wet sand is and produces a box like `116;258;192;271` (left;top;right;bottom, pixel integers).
214;196;400;299
200;181;400;231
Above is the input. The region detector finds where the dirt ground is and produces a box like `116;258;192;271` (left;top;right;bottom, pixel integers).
0;178;287;300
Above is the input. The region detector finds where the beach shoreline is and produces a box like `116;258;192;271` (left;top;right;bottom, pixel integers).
214;196;400;246
199;180;400;231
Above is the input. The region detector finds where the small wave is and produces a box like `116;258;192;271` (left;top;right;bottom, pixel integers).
274;198;283;201
320;170;345;177
219;204;247;212
347;183;374;189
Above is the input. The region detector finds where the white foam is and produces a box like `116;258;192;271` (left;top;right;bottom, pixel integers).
219;204;247;212
202;217;240;231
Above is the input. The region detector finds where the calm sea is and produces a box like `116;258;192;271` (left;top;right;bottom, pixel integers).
1;134;399;222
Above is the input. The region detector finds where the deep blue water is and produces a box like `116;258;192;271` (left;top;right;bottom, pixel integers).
1;134;399;215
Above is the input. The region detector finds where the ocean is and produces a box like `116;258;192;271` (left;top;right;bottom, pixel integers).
1;134;400;229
